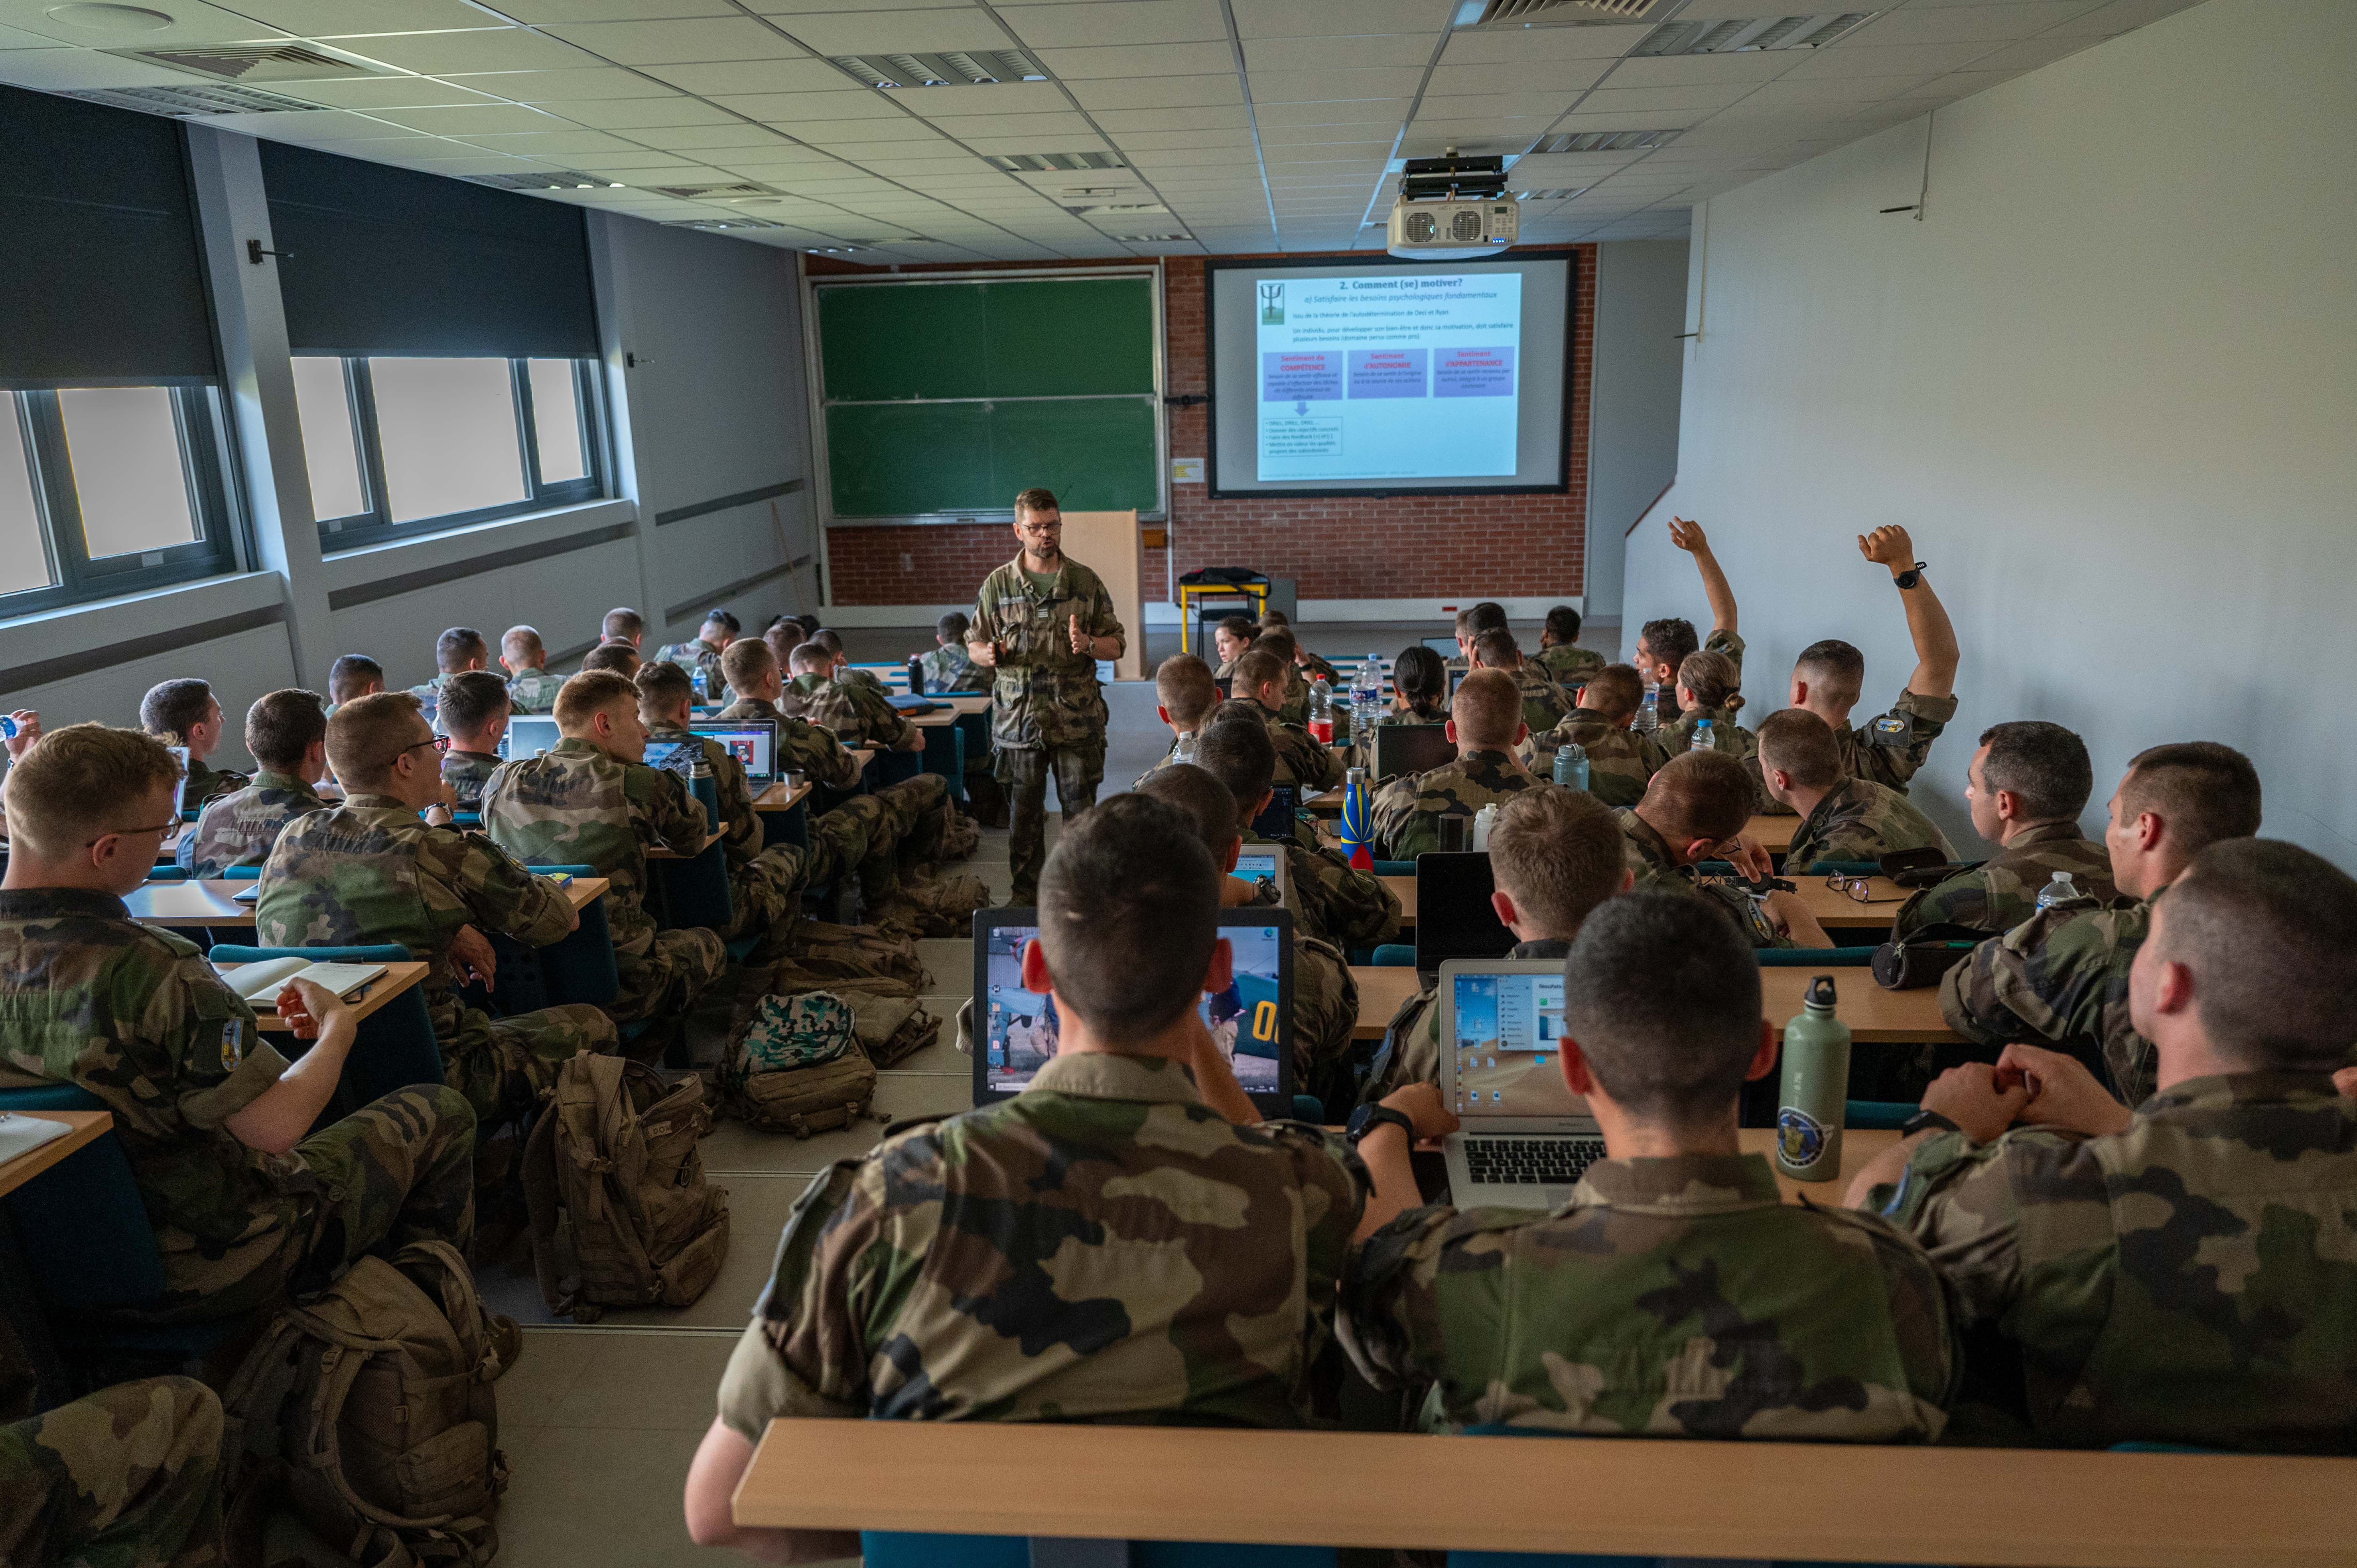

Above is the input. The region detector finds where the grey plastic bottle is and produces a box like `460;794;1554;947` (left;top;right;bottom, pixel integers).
1775;974;1852;1183
1553;740;1589;791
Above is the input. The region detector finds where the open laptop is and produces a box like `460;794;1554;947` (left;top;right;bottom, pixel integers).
972;908;1295;1118
689;721;777;782
1440;959;1606;1208
1413;851;1514;983
1248;782;1299;842
1230;844;1295;913
166;745;190;819
501;716;562;759
641;738;695;779
1371;721;1453;782
1422;634;1460;657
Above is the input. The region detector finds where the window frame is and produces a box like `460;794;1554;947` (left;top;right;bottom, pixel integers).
0;383;242;618
304;355;607;550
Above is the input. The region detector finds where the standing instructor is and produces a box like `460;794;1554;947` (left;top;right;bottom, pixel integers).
968;488;1126;904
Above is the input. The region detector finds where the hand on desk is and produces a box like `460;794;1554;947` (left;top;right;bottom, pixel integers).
272;977;357;1042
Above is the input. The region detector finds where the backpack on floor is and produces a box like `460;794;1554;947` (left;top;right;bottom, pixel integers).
781;919;930;989
871;871;991;939
841;985;940;1069
522;1052;730;1324
723;991;879;1137
221;1240;507;1568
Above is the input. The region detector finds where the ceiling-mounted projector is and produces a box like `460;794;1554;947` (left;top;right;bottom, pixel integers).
1387;153;1518;260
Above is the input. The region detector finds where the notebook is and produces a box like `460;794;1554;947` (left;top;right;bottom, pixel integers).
1438;959;1606;1209
213;957;387;1005
0;1112;71;1166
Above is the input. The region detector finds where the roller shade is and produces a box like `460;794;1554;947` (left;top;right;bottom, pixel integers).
0;85;219;386
260;140;599;359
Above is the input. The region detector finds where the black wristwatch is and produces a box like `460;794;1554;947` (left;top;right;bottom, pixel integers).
1346;1103;1415;1148
1893;561;1927;591
1900;1108;1959;1138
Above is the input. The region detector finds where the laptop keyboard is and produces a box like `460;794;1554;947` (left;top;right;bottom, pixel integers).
1463;1136;1606;1186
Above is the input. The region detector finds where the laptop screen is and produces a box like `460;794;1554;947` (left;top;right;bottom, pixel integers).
502;716;563;759
1422;635;1459;656
976;917;1290;1103
1249;783;1298;841
1232;847;1281;894
688;723;775;781
642;739;694;778
1450;968;1586;1119
1415;852;1513;973
1372;722;1453;781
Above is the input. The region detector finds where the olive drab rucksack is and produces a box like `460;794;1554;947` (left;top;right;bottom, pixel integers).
522;1052;731;1324
221;1240;508;1568
722;991;880;1137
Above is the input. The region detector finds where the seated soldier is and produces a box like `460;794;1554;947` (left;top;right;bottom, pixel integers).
1854;838;2357;1452
1942;741;2260;1107
917;611;990;694
1536;665;1660;807
653;609;737;701
406;628;488;723
480;673;727;1027
0;1375;227;1568
1344;890;1959;1440
601;607;645;651
1358;784;1632;1108
761;616;802;674
709;638;860;794
580;640;640;679
1759;708;1954;871
1532;602;1604;688
499;624;565;715
1210;613;1255;682
1250;629;1313;725
1893;720;2116;941
779;643;924;755
259;693;619;1121
1232;646;1343;794
1290;636;1342;689
1654;648;1755;766
1633;516;1741;728
1470;626;1571;735
1449;601;1507;669
1194;712;1400;949
682;794;1446;1558
1368;669;1537;859
1385;644;1448;725
139;678;249;809
178;688;331;877
437;671;512;812
0;724;476;1322
810;628;886;694
793;612;822;638
1134;652;1220;786
326;653;384;715
1135;764;1358;1098
1618;750;1832;949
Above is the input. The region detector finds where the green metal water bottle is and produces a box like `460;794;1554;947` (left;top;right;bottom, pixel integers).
1775;975;1851;1183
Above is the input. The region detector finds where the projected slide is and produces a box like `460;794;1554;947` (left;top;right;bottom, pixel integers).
1253;273;1523;483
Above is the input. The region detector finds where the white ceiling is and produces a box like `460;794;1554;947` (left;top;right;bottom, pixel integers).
0;0;2205;260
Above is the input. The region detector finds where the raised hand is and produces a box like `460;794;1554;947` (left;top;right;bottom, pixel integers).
1858;524;1916;571
1667;516;1708;554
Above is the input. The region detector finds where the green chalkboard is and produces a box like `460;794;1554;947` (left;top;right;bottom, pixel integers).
814;273;1159;520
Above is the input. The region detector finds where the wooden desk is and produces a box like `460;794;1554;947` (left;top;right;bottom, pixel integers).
646;831;725;861
215;960;430;1030
127;879;255;928
1349;965;1956;1043
557;875;608;912
0;1110;111;1199
1790;872;1908;929
752;781;814;813
849;747;877;772
1306;786;1343;814
1746;812;1796;853
1379;875;1415;924
736;1416;2355;1566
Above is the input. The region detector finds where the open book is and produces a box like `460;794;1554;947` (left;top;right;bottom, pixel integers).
213;957;388;1006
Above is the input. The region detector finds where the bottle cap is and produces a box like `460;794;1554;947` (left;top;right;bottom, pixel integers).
1806;974;1837;1009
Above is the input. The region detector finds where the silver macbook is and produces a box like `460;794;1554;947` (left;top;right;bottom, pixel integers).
1439;959;1606;1208
1230;844;1295;913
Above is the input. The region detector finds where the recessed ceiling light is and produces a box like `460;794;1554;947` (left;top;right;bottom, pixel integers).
47;4;173;32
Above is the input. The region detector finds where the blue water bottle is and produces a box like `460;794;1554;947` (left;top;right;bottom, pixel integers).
1553;741;1590;792
686;756;719;831
1340;764;1374;870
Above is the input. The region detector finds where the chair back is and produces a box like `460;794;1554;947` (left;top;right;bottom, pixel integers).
538;877;622;1010
651;841;733;933
1757;947;1874;967
0;1083;170;1307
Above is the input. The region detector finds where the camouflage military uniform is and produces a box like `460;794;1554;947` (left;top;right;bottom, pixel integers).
1264;706;1344;794
505;668;564;715
713;1051;1367;1434
0;1377;225;1567
1940;897;2154;1105
1370;749;1538;861
1504;664;1572;735
403;672;459;726
1232;877;1359;1085
257;795;620;1121
709;695;956;898
1533;711;1657;808
479;739;727;1025
441;749;499;812
1341;1154;1959;1440
0;888;476;1320
1867;1072;2357;1450
1716;630;1962;816
1297;651;1342;687
916;643;990;695
1615;808;1791;949
1892;821;2114;941
843;666;889;695
1532;643;1605;689
1250;833;1402;950
1271;665;1312;728
1358;939;1567;1111
780;673;914;752
971;555;1125;904
1784;777;1955;872
1383;697;1448;726
175;770;327;877
1651;703;1757;772
653;636;729;703
708;696;865;791
177;757;249;812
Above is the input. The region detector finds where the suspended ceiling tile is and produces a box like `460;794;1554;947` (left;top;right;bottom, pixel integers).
437;67;685;100
1032;41;1235;78
1253;96;1409;127
536;17;808;64
1252;126;1395;150
1414;91;1590;119
1084;104;1251;132
1742;74;1929;106
338;26;604;73
769;6;1017;54
1895;68;2014;100
721;91;908;120
995;0;1226;49
1241;32;1436;71
642;57;851;94
270;76;510;109
370;102;577;133
1853;1;2105;45
866;80;1071;114
0;43;203;87
1962;35;2098;71
1571;83;1766;116
1234;0;1452;35
452;126;649;153
560;148;710;169
1600;51;1800;90
1067;74;1243;110
922;109;1097;136
0;0;289;46
2045;0;2204;35
1422;60;1612;96
496;0;736;18
634;123;796;149
1123;143;1260;165
1785;41;2005;77
546;94;739;128
800;116;952;142
235;0;501;33
211;111;416;140
1438;24;1651;64
1253;65;1431;103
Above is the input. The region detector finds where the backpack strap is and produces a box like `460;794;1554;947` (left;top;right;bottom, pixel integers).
522;1096;577;1317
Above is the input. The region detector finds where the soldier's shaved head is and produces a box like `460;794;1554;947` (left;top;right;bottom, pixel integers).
1039;794;1220;1047
1233;648;1289;705
555;671;638;732
327;654;382;704
1640;751;1755;849
720;637;774;694
1792;639;1864;709
581;642;639;678
1489;786;1626;939
328;692;431;790
602;607;643;643
140;679;216;746
1976;721;2091;823
1563;891;1765;1129
435;628;487;674
1195;712;1277;827
2119;742;2261;853
635;660;695;715
1135;764;1241;859
789;642;832;676
434;672;509;740
1472;628;1523;670
1155;653;1220;729
244;688;327;774
1577;664;1644;723
1756;709;1845;792
1636;617;1698;678
2;723;182;859
1249;629;1297;665
1449;669;1522;750
2145;839;2357;1074
1453;601;1507;640
501;625;544;666
764;619;803;668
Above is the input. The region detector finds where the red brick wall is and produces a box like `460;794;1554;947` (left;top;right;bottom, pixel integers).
820;249;1593;608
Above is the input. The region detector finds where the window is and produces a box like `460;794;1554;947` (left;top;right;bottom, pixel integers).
290;355;604;546
0;386;238;616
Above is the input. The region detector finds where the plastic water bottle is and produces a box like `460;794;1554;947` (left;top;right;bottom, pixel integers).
1308;679;1334;745
689;664;709;702
1171;730;1196;766
1688;719;1715;753
1353;657;1383;734
1553;741;1590;792
1471;801;1499;851
1634;682;1660;733
2036;871;2084;911
1776;975;1852;1184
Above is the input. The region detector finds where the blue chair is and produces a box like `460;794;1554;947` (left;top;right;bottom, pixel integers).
1370;944;1416;967
206;944;441;1113
144;866;192;882
221;865;262;880
1845;1100;1918;1129
532;867;622;1011
1756;947;1873;967
863;1535;1332;1568
1794;859;1882;877
922;720;966;805
650;839;742;949
879;749;924;787
1372;860;1415;877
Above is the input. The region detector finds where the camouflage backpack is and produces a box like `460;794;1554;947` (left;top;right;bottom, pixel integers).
871;871;992;939
723;991;879;1137
221;1240;508;1568
522;1052;731;1323
781;919;929;989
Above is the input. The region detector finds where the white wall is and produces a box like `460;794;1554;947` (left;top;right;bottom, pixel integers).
1584;240;1688;626
1626;0;2357;863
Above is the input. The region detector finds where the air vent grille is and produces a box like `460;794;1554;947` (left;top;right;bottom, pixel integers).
1531;129;1679;153
1107;234;1192;243
112;42;380;81
644;182;781;200
833;50;1045;88
1513;188;1584;201
465;170;626;192
667;217;787;230
1467;0;1662;20
59;83;320;115
983;151;1124;173
1634;13;1874;55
